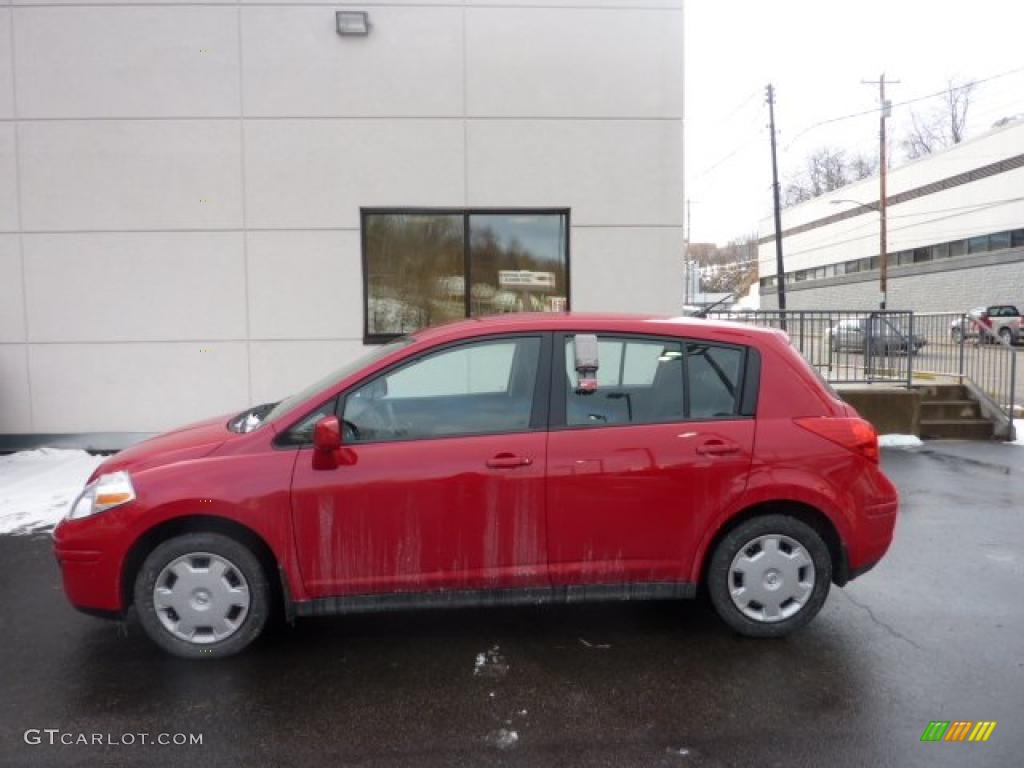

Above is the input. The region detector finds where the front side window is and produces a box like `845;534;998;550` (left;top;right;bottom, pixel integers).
363;210;569;342
343;337;541;442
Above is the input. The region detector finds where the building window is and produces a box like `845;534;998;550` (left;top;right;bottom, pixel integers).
931;242;950;259
967;235;989;254
912;248;931;263
989;231;1011;251
362;210;570;342
949;239;967;258
1012;229;1024;248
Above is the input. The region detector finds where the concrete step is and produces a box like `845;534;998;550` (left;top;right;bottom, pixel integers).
920;418;995;440
920;399;982;420
914;384;970;402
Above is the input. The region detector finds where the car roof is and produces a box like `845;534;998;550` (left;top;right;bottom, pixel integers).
408;312;782;347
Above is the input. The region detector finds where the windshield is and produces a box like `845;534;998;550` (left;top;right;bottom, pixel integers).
260;337;414;426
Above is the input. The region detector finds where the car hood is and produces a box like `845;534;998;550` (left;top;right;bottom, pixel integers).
88;413;237;481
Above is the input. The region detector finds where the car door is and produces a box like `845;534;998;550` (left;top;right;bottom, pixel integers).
545;333;756;586
289;334;552;598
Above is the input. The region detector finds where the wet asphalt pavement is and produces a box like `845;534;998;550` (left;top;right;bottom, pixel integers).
1;442;1022;768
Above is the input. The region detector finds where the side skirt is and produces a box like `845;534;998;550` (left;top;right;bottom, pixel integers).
293;581;696;618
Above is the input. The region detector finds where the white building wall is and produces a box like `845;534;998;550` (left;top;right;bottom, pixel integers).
758;121;1024;277
0;0;684;436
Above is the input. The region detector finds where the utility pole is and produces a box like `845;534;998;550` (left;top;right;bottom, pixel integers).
765;83;786;324
863;73;899;310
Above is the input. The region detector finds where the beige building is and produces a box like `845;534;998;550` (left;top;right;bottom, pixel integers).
0;0;685;444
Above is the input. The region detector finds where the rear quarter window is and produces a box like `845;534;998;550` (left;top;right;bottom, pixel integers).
687;344;744;419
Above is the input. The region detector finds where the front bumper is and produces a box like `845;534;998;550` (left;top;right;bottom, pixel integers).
53;521;126;616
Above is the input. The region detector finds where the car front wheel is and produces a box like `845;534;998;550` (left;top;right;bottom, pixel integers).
707;514;832;637
134;532;270;658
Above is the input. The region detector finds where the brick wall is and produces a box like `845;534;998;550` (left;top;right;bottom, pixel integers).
760;253;1024;311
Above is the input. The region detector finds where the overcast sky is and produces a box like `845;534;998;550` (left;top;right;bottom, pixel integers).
685;0;1024;245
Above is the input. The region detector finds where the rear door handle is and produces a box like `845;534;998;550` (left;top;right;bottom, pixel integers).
486;453;533;469
696;439;741;456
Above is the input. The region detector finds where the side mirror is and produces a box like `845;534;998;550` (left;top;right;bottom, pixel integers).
574;334;599;395
312;416;342;470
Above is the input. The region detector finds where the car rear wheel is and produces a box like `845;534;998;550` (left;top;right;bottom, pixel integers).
134;532;270;658
707;515;831;637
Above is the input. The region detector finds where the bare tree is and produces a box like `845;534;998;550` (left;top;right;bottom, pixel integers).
902;78;976;159
695;234;759;294
783;148;877;206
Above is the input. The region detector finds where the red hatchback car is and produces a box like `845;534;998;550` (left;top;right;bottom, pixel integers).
54;314;898;658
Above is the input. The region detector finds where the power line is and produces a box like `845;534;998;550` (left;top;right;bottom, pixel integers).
690;125;764;180
780;64;1024;153
698;90;761;131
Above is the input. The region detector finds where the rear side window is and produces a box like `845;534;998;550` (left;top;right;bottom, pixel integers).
564;338;684;427
563;335;752;427
687;344;743;418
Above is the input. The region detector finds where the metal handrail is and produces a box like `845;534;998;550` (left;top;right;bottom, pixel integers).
707;309;1017;433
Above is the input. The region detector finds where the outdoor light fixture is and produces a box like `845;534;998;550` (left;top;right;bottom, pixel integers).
336;11;370;37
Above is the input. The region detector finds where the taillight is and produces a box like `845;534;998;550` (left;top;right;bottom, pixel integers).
794;417;879;463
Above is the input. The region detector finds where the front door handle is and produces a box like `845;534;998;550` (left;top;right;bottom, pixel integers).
696;439;741;456
486;453;533;469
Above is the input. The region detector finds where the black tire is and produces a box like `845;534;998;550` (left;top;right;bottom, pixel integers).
707;514;832;638
134;532;270;659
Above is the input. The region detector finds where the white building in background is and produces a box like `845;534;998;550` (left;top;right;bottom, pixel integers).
758;121;1024;311
0;0;685;445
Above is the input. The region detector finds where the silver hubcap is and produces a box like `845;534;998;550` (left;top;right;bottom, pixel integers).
153;552;250;644
728;534;815;623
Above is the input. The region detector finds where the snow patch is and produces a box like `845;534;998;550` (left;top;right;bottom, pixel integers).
486;728;519;750
1008;419;1024;446
0;449;105;535
878;434;923;448
473;645;508;678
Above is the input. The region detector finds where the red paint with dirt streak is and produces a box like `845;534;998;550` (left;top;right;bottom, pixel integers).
54;313;898;616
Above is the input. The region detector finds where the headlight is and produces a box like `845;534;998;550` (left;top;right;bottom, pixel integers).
68;471;136;521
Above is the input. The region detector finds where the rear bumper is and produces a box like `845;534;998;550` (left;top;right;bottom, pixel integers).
848;498;898;576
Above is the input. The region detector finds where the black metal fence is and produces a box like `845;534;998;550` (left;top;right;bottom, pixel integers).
709;309;1018;423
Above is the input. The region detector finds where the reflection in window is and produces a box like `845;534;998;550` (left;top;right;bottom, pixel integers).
967;235;989;254
989;231;1011;251
564;337;684;427
343;337;541;441
364;214;465;337
363;211;569;340
469;214;568;317
688;344;743;419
